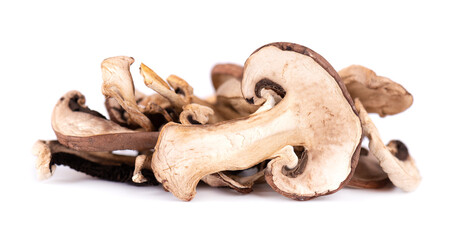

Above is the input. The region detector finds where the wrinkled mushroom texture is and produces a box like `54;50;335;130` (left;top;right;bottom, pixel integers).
355;99;421;191
152;42;362;201
52;90;159;152
32;140;158;185
347;148;390;189
104;89;147;129
101;56;154;131
339;65;413;117
215;75;259;119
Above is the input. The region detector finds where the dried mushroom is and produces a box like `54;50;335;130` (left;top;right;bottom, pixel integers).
347;147;390;189
101;56;154;131
152;42;362;201
212;64;259;119
339;65;413;117
355;99;421;191
52;90;158;151
32;140;157;185
211;63;243;90
34;42;420;201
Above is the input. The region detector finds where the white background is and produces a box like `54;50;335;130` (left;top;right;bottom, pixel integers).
1;1;464;239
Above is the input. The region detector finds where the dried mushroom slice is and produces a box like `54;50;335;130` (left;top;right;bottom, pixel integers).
140;63;187;112
32;140;158;185
347;147;390;189
355;99;421;191
104;89;147;129
152;42;362;201
214;72;259;119
52;90;159;151
339;65;413;117
101;56;154;131
211;63;243;90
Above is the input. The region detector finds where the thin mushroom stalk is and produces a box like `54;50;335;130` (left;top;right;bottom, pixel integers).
152;42;362;201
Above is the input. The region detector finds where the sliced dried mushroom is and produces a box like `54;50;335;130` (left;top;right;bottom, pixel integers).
140;63;187;112
179;103;214;125
213;66;259;119
211;63;243;90
152;42;362;201
355;99;421;191
52;90;159;151
339;65;413;117
104;89;147;129
347;147;391;189
101;56;154;131
32;140;158;185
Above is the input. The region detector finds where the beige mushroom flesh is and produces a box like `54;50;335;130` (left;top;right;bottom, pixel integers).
52;90;159;152
339;65;413;117
152;42;362;201
212;64;259;120
355;99;421;191
101;56;154;131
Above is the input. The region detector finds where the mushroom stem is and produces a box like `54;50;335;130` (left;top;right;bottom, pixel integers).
132;152;153;183
153;104;298;200
140;63;187;112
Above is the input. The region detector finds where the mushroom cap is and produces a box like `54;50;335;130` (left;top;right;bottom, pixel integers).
211;63;243;90
242;42;362;200
339;65;413;117
52;90;159;151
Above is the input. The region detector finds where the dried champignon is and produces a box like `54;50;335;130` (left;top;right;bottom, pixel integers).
52;90;159;151
347;147;391;189
152;42;362;201
339;65;413;117
32;140;158;185
101;56;154;131
355;99;421;191
141;62;234;124
213;66;259;119
140;63;188;112
104;89;147;129
211;63;243;90
179;103;214;125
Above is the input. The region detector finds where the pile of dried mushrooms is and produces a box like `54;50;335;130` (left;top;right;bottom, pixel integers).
33;42;421;201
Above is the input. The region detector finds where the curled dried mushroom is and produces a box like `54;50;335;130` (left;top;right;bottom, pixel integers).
34;42;420;201
152;42;362;201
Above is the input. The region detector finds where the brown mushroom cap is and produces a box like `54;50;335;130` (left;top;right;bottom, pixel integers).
339;65;413;117
211;63;243;90
52;90;159;152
